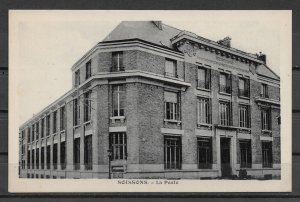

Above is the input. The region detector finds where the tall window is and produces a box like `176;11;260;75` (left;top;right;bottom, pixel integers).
112;85;125;117
261;107;271;130
261;83;269;98
197;97;211;124
262;141;273;168
32;149;35;169
46;145;50;169
85;60;91;79
197;137;212;169
164;136;181;169
36;122;39;140
32;125;35;142
60;141;66;170
27;148;30;169
84;135;93;170
219;101;231;126
164;91;180;121
197;67;211;89
219;73;231;94
74;138;80;170
238;78;250;97
46;115;50;136
240;140;252;168
84;91;91;122
165;59;177;77
27;128;31;143
60;106;66;131
109;133;127;160
112;52;124;71
41;147;44;169
75;69;80;86
41;118;44;138
53;111;57;134
73;98;80;126
53;143;57;170
36;148;39;169
239;105;250;128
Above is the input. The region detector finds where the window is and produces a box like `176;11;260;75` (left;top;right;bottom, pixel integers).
219;101;231;126
112;85;125;117
261;83;268;98
240;140;252;168
73;98;80;126
27;148;30;169
60;141;66;170
36;148;39;169
75;69;80;86
238;78;250;97
74;138;80;170
109;133;127;160
262;141;273;168
36;122;39;140
84;91;91;122
32;124;35;142
60;106;66;131
165;59;177;77
85;60;91;79
164;136;181;169
46;115;50;136
27;128;31;143
219;73;231;94
46;145;50;169
197;137;212;169
41;118;44;138
239;105;250;128
41;147;44;169
21;130;25;139
53;143;57;170
197;97;211;124
164;91;180;121
261;107;271;130
112;52;124;71
53;111;57;134
32;149;35;169
197;67;211;89
84;135;93;170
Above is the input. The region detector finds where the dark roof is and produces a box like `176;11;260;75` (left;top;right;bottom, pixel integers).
102;21;182;49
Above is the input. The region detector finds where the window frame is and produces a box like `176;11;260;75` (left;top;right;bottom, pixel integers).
73;98;80;126
84;135;93;170
197;97;211;125
197;67;211;90
60;106;66;131
109;132;127;161
165;58;177;78
75;69;80;87
112;51;124;71
197;137;212;169
219;101;232;126
261;107;272;131
74;137;80;170
60;141;66;170
53;111;57;134
84;91;92;122
219;72;231;94
262;141;273;168
164;91;180;121
261;83;269;98
112;85;125;117
239;140;252;168
239;104;251;128
238;77;250;98
85;60;92;80
164;135;182;170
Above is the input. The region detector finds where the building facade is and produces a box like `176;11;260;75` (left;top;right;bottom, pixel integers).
19;21;280;179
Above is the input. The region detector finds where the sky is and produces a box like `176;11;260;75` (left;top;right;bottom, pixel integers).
12;10;289;126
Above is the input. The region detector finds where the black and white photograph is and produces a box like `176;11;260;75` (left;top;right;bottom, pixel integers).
9;10;291;192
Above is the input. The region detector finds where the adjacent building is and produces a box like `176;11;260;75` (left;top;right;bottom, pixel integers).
19;21;280;179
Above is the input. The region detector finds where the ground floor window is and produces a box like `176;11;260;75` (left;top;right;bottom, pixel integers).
164;136;182;170
27;149;30;169
262;141;273;168
109;132;127;160
84;135;93;170
240;140;252;168
74;138;80;170
60;141;66;170
32;149;35;169
197;137;212;169
46;145;50;169
41;147;44;169
53;143;57;170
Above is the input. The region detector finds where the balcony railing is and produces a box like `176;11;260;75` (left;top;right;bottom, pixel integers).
111;66;125;72
219;84;231;94
197;80;210;89
238;89;249;97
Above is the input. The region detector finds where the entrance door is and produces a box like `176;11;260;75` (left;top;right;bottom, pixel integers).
221;138;231;178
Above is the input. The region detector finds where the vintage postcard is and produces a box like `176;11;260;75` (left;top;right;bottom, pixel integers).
9;10;292;192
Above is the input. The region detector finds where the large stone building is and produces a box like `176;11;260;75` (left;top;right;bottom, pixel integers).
19;21;280;179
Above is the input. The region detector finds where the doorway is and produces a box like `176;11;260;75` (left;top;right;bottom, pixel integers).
221;137;231;178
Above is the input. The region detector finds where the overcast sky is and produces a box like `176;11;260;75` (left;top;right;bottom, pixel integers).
13;10;289;126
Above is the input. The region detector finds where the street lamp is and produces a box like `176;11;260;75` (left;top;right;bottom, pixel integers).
107;148;112;179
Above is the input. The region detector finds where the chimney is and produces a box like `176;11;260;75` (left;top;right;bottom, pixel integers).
217;36;231;48
152;21;163;30
258;52;267;64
